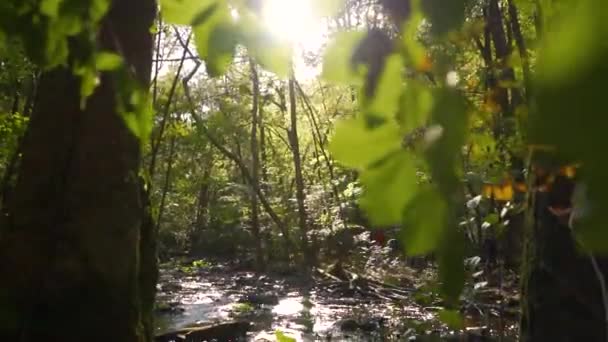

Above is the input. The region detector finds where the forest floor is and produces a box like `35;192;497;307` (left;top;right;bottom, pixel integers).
154;256;520;341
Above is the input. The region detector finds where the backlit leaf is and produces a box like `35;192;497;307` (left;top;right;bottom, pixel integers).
95;52;123;71
193;1;230;60
40;0;63;18
206;23;238;76
275;330;296;342
321;31;366;85
401;187;446;255
160;0;217;25
329;117;402;170
359;152;418;226
366;54;403;120
399;81;433;133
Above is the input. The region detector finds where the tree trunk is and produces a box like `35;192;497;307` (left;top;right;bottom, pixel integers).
520;176;608;341
249;58;264;270
288;76;312;266
183;81;294;257
156;135;177;232
0;0;156;340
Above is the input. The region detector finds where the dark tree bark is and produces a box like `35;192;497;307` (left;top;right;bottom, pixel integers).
520;176;608;341
0;0;156;340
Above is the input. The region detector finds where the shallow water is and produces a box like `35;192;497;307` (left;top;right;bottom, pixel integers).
155;261;519;341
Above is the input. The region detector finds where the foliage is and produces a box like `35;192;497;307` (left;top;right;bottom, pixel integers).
2;0;608;336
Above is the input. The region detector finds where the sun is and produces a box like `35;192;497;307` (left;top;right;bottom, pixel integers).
261;0;326;51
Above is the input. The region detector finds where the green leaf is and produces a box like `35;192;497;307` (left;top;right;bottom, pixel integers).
44;34;69;68
438;225;465;304
311;0;345;17
237;11;292;77
329;117;402;170
160;0;217;25
206;23;238;76
401;187;446;255
529;0;608;252
95;52;123;71
401;7;428;70
421;0;465;36
122;88;154;143
193;1;230;60
359;152;418;226
321;31;366;85
366;54;403;120
484;213;499;225
398;81;433;133
425;89;468;195
40;0;64;18
90;0;111;22
438;309;464;329
275;330;296;342
73;63;99;103
536;0;604;85
250;37;292;78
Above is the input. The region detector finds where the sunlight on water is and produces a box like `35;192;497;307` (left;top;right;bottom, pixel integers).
272;296;304;316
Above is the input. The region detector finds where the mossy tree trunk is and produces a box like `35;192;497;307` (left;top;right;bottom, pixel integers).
520;176;608;341
0;0;156;341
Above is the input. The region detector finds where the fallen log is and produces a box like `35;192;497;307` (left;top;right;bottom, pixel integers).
155;321;250;342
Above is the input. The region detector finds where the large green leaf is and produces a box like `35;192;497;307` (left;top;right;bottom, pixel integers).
425;89;468;196
205;23;238;77
530;0;608;252
250;37;292;78
193;1;229;59
159;0;217;25
359;152;418;226
329;117;402;170
398;80;433;134
321;30;366;85
366;54;403;120
438;223;465;304
238;10;292;77
401;187;446;255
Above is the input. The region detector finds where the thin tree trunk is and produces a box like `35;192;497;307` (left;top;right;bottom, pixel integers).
296;81;347;230
249;58;264;270
259;110;269;187
22;72;39;117
195;165;212;231
10;85;20;115
156;135;177;232
288;76;312;266
148;33;190;177
507;0;532;102
183;81;294;256
0;0;156;340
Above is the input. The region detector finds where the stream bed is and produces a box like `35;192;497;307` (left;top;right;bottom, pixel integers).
154;259;519;341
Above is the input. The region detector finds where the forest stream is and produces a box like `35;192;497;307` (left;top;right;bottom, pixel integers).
154;258;520;341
